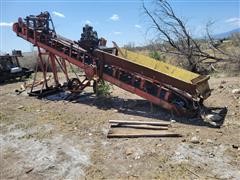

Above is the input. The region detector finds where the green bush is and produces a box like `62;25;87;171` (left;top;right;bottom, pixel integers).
95;80;112;97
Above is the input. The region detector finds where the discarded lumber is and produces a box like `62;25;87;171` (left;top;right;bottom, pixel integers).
109;120;170;126
107;128;181;138
107;119;180;138
26;75;51;88
16;75;52;94
111;123;168;130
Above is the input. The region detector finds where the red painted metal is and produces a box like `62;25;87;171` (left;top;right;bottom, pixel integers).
102;74;180;115
93;49;197;96
12;14;200;116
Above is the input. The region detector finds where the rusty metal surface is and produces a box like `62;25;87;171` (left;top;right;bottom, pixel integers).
12;12;210;116
93;49;197;97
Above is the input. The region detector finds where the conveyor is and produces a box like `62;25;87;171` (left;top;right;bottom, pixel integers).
12;11;211;116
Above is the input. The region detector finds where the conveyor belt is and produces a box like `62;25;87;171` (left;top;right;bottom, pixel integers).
117;49;211;99
12;11;211;115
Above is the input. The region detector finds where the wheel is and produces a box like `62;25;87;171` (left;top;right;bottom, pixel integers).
67;78;81;92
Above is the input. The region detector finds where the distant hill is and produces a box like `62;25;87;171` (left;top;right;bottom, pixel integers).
213;28;240;39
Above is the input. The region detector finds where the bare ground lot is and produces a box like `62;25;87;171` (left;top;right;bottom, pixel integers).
0;74;240;179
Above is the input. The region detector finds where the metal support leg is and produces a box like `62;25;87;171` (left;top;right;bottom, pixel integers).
49;53;59;86
38;47;48;89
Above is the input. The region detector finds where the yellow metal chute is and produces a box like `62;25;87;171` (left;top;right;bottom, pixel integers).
119;49;199;84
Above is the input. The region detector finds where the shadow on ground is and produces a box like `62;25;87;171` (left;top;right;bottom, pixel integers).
0;77;28;86
39;91;227;128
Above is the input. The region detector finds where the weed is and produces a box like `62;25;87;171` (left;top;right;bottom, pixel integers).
95;80;112;97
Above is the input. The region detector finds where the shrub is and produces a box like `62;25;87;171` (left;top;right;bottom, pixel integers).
95;80;112;97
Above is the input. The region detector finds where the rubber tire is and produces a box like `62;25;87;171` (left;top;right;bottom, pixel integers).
68;78;81;91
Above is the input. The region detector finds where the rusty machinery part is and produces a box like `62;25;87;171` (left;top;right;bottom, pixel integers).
18;11;56;38
93;80;97;94
78;24;117;54
0;52;33;83
78;25;99;51
84;65;96;79
12;50;23;57
67;78;81;92
12;11;211;116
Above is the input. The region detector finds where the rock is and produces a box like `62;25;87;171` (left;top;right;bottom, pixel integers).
175;152;181;156
125;147;134;155
170;119;176;123
232;89;240;94
206;139;213;144
190;136;200;144
189;144;194;148
218;85;224;89
17;105;24;109
196;129;200;133
134;155;141;160
156;143;163;147
209;152;215;158
182;139;186;142
232;144;239;149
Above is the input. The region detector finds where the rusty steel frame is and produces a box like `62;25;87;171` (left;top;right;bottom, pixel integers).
12;17;200;116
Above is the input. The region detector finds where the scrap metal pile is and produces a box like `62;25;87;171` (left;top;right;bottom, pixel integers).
12;11;211;116
0;50;33;83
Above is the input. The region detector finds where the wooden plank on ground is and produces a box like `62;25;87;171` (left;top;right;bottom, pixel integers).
109;120;170;126
111;124;168;130
107;128;181;138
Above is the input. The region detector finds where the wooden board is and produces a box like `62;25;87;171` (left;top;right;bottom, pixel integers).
109;120;170;126
111;124;168;130
107;127;181;138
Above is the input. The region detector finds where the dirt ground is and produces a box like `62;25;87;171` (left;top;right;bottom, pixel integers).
0;74;240;179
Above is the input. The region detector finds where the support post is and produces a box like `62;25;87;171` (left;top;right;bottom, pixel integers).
49;53;59;86
37;47;48;89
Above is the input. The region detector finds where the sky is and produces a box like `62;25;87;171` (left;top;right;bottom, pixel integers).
0;0;240;53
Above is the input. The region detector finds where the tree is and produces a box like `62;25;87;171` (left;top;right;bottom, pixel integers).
143;0;231;73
